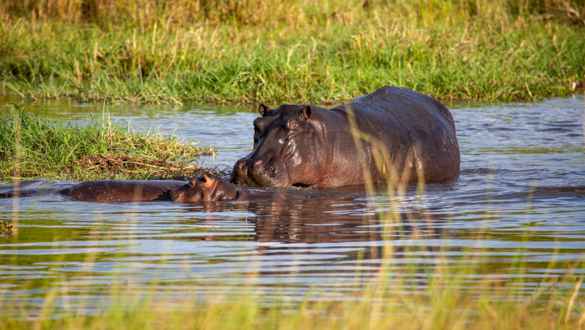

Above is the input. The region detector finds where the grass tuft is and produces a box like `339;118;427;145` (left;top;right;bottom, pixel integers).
0;104;209;181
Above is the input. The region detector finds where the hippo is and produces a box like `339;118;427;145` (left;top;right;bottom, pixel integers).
170;173;306;202
231;86;460;188
0;171;305;203
0;178;184;202
63;179;185;203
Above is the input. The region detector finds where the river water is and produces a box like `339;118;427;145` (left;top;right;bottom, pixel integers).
0;95;584;316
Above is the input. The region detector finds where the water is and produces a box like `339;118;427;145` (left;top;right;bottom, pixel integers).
1;95;584;316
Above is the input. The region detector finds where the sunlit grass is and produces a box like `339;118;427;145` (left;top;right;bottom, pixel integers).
1;0;584;104
0;104;208;181
0;222;583;329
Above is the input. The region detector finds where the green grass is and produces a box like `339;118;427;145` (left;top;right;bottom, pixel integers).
1;0;584;104
0;104;208;181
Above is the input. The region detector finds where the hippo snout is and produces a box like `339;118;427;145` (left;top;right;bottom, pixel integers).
169;184;189;202
231;158;250;185
231;156;290;187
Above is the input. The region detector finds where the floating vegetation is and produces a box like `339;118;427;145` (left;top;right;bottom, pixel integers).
0;219;17;234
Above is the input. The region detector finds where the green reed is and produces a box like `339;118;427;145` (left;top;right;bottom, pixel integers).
1;0;584;104
0;105;206;181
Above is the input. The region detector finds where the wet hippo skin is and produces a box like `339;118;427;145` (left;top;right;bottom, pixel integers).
231;86;461;188
0;180;185;203
67;174;305;203
170;173;307;203
62;180;185;203
0;172;305;203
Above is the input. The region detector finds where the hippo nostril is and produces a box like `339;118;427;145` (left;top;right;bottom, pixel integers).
234;159;250;176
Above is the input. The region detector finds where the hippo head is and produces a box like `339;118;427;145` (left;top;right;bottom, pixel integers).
170;171;239;202
231;103;328;188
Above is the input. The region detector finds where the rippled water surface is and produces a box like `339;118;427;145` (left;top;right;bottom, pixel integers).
1;95;584;315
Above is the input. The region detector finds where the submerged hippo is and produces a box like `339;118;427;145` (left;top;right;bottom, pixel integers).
231;86;460;187
169;173;305;202
0;171;305;203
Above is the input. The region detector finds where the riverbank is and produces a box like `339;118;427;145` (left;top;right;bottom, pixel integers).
1;1;584;104
0;106;209;181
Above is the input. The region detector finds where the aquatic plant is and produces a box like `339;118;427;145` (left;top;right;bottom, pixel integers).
0;219;17;234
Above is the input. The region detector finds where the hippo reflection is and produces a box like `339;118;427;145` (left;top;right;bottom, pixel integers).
176;185;445;265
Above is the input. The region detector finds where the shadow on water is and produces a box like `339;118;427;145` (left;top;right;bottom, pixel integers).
1;94;584;314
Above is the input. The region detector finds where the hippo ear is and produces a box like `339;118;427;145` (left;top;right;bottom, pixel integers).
203;174;215;187
302;106;312;121
189;179;197;189
258;103;270;117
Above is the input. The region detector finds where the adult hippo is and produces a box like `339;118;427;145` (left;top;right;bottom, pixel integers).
231;86;460;188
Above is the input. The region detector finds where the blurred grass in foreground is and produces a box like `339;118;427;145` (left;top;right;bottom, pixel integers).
0;105;208;181
0;228;583;329
0;0;584;104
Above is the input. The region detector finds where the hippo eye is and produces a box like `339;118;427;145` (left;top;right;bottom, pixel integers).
285;118;299;131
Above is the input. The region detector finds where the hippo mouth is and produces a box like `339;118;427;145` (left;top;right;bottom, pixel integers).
231;157;291;188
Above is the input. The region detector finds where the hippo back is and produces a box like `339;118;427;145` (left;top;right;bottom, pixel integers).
332;86;460;182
